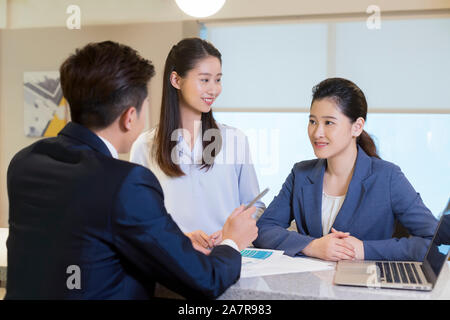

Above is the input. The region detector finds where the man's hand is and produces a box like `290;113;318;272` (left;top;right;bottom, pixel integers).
222;205;258;251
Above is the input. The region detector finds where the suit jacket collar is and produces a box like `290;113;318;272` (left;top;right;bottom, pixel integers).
349;145;373;182
302;145;374;237
58;122;113;158
306;145;372;184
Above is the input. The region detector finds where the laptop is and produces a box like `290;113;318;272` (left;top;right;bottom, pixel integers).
334;201;450;291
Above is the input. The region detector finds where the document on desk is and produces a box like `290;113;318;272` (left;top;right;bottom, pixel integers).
241;248;334;278
241;248;284;268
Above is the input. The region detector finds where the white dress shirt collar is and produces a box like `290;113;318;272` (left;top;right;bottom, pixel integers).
97;135;119;159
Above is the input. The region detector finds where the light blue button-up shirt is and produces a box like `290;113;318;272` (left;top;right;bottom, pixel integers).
130;123;265;235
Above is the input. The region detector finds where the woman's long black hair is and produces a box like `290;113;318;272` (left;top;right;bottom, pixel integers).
154;38;222;177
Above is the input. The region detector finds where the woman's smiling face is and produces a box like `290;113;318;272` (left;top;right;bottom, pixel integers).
308;98;363;159
172;55;222;114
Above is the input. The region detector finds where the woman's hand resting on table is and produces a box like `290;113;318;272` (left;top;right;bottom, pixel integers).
302;228;364;261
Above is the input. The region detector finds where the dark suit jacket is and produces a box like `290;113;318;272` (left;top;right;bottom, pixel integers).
254;146;438;261
6;122;241;299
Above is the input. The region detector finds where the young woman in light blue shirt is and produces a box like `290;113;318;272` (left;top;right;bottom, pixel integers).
131;38;265;252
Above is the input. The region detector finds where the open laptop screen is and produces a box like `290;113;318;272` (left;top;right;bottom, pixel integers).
425;212;450;277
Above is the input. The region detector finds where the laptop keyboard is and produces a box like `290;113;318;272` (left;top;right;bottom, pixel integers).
375;262;422;284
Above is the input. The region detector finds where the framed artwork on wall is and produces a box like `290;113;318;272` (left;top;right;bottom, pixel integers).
24;71;69;137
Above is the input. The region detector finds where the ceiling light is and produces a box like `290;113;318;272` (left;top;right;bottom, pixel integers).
175;0;226;18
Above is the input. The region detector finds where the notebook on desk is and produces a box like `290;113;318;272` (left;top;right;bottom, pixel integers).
334;200;450;291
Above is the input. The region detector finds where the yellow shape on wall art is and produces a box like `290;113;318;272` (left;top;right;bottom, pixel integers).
44;114;67;137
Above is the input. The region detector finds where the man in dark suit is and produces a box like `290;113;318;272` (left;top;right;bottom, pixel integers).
6;41;257;299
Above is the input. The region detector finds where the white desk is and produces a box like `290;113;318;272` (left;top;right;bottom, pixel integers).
1;224;448;300
156;261;450;300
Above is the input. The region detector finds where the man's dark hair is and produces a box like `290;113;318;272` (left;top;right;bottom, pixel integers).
60;41;155;129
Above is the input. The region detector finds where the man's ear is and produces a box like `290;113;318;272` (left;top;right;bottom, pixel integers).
170;71;181;90
352;117;365;138
120;107;137;132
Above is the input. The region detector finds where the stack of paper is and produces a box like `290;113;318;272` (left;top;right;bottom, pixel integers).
240;248;334;278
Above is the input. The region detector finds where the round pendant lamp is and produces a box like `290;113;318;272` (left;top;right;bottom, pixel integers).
175;0;226;18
